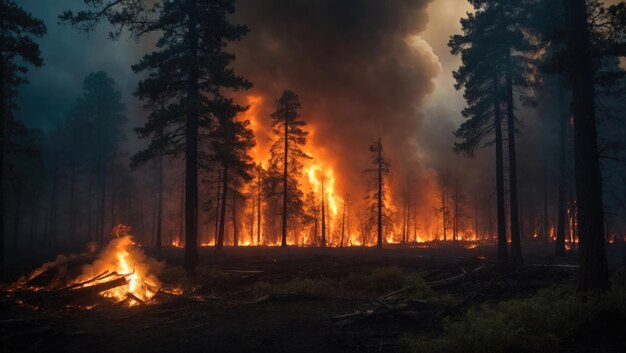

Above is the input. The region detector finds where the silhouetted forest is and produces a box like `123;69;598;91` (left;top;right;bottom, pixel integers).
1;1;626;352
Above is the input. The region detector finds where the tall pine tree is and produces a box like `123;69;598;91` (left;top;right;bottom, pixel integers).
268;90;310;247
63;0;251;275
0;0;46;278
210;98;255;250
363;138;391;249
450;0;537;264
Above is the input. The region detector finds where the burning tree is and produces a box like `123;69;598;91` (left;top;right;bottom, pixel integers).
303;191;319;246
267;90;311;247
62;0;252;274
363;138;391;249
210;98;255;250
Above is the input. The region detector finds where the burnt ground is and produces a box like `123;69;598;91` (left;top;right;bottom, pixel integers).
1;243;625;353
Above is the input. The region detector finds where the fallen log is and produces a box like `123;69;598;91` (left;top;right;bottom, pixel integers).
24;254;97;288
62;276;128;301
531;264;579;270
429;263;488;288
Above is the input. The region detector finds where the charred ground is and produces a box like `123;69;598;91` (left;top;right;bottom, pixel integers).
2;244;625;353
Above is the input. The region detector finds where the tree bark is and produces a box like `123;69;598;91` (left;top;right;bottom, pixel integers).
184;0;199;275
257;167;261;245
494;75;509;262
232;186;238;247
214;169;221;246
155;137;163;250
377;137;383;249
281;113;289;247
321;179;326;247
555;84;568;256
565;0;610;290
506;49;523;265
217;166;228;250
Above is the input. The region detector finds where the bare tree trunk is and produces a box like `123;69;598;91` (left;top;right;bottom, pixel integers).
340;195;346;247
453;179;459;242
257;167;261;245
217;166;228;250
215;169;221;246
313;205;318;247
556;84;568;256
156;143;163;250
321;179;326;247
281;114;289;247
565;0;610;290
543;168;549;243
232;188;238;247
506;49;523;265
184;2;199;275
494;75;509;262
377;137;383;249
442;178;447;242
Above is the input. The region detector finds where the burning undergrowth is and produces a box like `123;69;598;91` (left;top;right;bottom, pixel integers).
5;225;172;308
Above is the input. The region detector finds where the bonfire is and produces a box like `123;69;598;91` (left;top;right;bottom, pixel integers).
9;225;165;307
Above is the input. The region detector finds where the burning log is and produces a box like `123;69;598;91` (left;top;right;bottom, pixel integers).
23;254;98;288
60;276;129;301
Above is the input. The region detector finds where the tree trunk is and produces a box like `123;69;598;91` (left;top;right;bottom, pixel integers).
442;178;447;242
453;180;459;242
184;1;199;275
215;169;221;246
156;141;163;250
377;137;383;249
556;84;568;256
281;114;289;247
98;166;106;243
321;179;326;247
232;187;238;247
313;205;318;247
340;195;346;247
565;0;610;291
506;50;523;265
494;75;509;262
0;53;5;279
257;168;261;245
217;166;228;250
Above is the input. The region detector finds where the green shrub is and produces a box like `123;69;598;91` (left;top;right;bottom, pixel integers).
344;266;434;298
403;285;626;353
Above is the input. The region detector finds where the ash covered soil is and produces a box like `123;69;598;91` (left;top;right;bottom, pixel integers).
2;244;625;353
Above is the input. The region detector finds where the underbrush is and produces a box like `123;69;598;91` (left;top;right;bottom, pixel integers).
253;278;336;298
344;266;434;299
403;269;626;353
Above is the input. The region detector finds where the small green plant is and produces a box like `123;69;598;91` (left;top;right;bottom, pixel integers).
404;284;626;353
344;266;433;298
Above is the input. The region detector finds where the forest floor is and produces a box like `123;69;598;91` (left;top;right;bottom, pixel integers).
1;243;625;353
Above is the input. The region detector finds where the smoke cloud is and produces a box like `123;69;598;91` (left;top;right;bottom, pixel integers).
231;0;443;221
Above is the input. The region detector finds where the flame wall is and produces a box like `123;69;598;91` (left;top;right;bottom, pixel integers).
228;0;445;244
